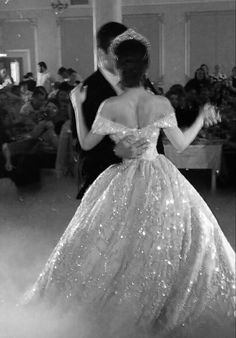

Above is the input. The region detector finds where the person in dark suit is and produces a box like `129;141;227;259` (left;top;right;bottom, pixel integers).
76;21;164;199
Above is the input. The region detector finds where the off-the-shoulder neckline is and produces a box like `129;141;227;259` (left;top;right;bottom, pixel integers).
96;113;177;132
98;115;159;132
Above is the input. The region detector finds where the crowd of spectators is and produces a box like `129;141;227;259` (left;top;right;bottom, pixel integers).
166;64;236;142
0;62;80;188
0;61;235;190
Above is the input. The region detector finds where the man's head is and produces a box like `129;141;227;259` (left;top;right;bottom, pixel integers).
67;68;78;84
38;61;47;73
96;21;127;74
23;72;34;80
57;67;68;81
195;68;205;81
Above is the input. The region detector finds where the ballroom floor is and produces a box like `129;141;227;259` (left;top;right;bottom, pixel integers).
0;169;235;337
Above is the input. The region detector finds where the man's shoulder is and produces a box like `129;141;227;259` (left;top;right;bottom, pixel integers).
83;69;108;88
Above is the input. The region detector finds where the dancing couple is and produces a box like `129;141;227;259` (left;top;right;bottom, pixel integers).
19;22;235;337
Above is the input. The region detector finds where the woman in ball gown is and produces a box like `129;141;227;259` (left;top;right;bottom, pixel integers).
22;30;235;337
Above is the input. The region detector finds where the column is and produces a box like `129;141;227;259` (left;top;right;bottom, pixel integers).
92;0;122;69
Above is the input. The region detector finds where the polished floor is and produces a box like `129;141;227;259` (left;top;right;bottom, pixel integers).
0;169;235;337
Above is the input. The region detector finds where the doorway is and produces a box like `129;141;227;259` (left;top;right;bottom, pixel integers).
0;57;23;85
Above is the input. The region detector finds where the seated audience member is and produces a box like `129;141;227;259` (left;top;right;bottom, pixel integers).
185;68;211;94
168;83;185;97
166;86;200;129
0;93;13;141
52;88;71;135
0;109;15;177
200;64;211;82
0;89;18;138
18;86;58;147
19;81;33;103
0;100;40;186
57;67;69;83
0;67;14;90
57;79;74;92
23;72;36;92
67;68;82;88
1;88;59;173
210;64;227;83
9;85;24;121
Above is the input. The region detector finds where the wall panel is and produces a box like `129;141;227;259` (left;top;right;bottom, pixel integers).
60;17;93;79
1;20;36;73
188;11;235;76
123;13;162;83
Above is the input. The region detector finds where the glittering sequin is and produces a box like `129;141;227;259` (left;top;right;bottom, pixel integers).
22;110;235;337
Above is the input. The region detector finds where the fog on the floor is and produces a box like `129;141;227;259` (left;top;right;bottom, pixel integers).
0;173;235;337
0;224;99;338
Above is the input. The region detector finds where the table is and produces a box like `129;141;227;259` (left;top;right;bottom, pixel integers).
164;140;224;192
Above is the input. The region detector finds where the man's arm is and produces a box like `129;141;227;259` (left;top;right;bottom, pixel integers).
113;135;150;159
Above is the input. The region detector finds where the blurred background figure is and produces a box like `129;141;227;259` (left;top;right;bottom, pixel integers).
36;61;54;94
23;72;36;92
185;67;211;94
210;64;227;83
226;66;236;97
0;66;14;90
57;66;69;83
67;68;82;88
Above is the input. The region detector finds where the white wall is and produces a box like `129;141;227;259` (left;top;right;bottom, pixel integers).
0;0;235;90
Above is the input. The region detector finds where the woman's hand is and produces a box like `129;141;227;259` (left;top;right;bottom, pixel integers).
201;103;221;127
70;83;88;104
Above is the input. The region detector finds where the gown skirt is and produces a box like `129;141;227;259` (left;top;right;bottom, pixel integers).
22;153;235;338
20;108;235;337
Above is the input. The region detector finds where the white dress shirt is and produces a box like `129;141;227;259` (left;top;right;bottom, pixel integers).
36;71;53;93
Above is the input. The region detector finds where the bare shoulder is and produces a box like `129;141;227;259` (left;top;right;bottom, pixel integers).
153;95;171;105
99;97;118;119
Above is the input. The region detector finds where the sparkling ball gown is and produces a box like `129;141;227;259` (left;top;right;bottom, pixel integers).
23;103;235;337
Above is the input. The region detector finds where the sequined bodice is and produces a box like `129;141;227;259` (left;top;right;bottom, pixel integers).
106;119;160;161
92;112;177;161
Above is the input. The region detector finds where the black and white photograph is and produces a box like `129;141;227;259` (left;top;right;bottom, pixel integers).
0;0;235;337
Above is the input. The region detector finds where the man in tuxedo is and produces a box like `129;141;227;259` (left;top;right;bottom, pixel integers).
76;21;164;199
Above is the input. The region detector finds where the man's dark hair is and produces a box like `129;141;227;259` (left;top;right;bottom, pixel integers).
96;21;127;53
38;61;47;70
23;72;34;79
67;68;76;75
57;66;67;75
32;86;47;98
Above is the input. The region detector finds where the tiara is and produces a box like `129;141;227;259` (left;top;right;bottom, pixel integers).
110;28;151;59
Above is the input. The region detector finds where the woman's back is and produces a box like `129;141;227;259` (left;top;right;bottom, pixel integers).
102;87;170;130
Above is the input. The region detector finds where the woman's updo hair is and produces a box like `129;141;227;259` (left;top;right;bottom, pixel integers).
114;39;149;88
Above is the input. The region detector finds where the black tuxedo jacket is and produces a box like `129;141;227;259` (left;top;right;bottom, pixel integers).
76;69;164;199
